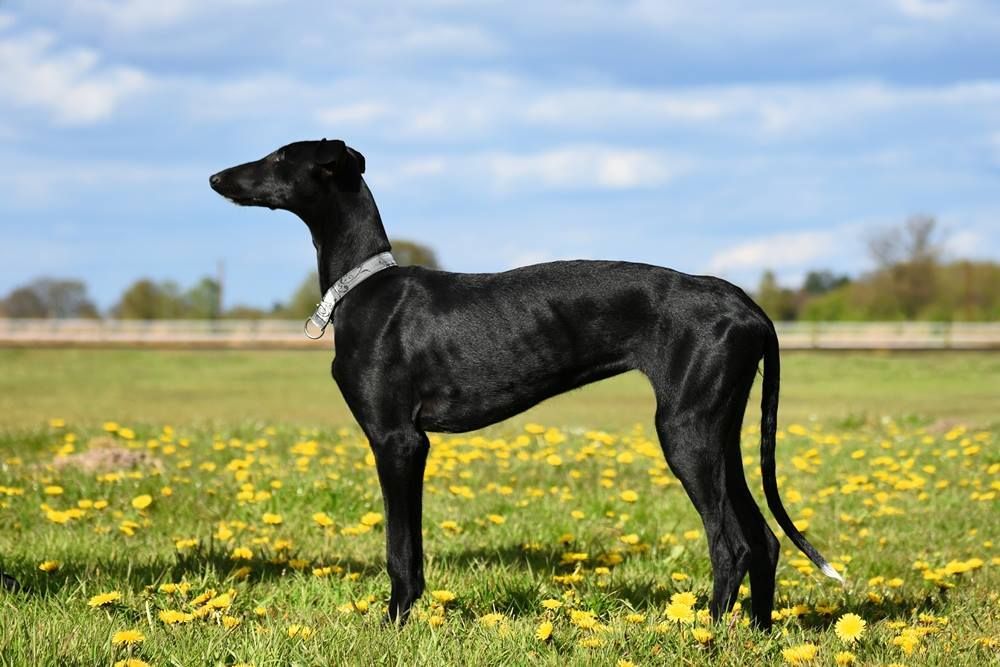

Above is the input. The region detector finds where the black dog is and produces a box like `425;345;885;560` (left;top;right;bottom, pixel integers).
209;139;841;629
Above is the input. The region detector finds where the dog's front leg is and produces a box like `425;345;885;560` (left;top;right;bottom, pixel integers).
368;424;430;625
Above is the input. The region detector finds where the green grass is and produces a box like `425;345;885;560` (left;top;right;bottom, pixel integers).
0;350;997;665
0;349;998;430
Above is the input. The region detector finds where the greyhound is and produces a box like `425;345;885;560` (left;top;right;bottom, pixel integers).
209;139;842;629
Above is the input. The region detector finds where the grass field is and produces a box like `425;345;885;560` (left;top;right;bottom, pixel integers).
0;350;997;666
1;349;998;430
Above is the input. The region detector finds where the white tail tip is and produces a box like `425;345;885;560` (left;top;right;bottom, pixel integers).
821;563;845;584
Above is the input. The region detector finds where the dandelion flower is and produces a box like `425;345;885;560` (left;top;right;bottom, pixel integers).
38;560;60;573
111;629;145;645
665;602;695;624
430;590;456;605
131;494;152;510
541;598;563;610
158;609;193;624
671;591;697;607
834;651;856;666
536;620;553;641
114;660;152;667
312;512;334;527
88;591;122;607
834;613;866;643
781;643;818;665
230;547;253;560
692;627;714;644
360;512;382;527
619;490;639;503
262;512;283;525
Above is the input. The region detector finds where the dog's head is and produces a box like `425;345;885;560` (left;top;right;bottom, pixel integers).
209;139;366;212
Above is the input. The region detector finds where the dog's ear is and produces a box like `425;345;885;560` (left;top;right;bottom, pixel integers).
315;139;347;167
347;147;365;174
316;139;363;192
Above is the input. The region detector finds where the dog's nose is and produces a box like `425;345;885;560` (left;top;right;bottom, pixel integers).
209;173;222;188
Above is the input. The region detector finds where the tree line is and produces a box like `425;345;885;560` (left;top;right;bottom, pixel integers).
0;240;440;321
755;216;1000;321
3;221;998;321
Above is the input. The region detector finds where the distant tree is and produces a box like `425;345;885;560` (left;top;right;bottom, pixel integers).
113;279;188;319
184;277;222;319
867;215;943;318
755;270;798;321
391;239;440;269
276;238;440;318
801;270;850;296
1;278;98;318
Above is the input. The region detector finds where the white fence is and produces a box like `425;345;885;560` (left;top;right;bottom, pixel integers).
0;318;998;350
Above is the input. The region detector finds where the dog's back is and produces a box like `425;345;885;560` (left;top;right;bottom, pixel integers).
332;260;769;432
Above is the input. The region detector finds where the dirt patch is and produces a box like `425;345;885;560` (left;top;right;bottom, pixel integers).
52;436;163;473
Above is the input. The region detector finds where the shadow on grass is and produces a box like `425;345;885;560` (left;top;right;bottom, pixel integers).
0;545;385;599
3;541;953;629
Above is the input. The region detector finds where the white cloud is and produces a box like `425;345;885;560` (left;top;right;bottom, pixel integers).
483;146;686;192
0;30;147;125
707;230;838;274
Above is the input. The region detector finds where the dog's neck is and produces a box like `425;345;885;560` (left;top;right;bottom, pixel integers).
300;180;392;293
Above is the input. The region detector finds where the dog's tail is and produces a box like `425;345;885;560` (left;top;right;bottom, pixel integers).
759;326;843;583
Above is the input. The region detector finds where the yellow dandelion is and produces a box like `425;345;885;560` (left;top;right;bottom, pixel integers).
131;494;152;510
570;609;598;629
541;598;563;610
665;602;695;624
692;627;714;644
545;454;563;466
262;512;283;525
430;590;456;605
834;652;856;666
222;615;240;629
287;624;314;638
38;560;60;573
230;547;253;560
536;620;553;641
360;512;383;527
671;591;697;607
312;512;334;527
88;591;122;607
486;514;506;525
619;490;639;503
206;592;233;609
478;612;505;627
111;629;145;645
781;643;818;665
834;613;866;643
158;609;194;624
114;660;152;667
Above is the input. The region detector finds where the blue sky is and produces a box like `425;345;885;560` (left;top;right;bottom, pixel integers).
2;0;999;311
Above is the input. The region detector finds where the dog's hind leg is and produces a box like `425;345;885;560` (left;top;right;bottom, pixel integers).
723;414;780;630
363;421;430;624
650;362;753;623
